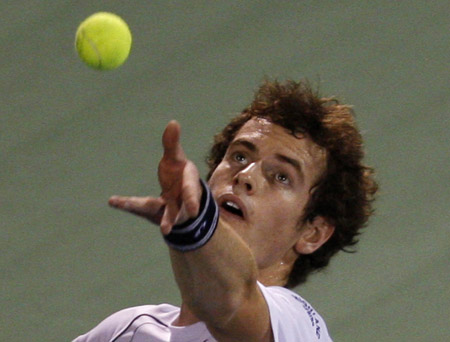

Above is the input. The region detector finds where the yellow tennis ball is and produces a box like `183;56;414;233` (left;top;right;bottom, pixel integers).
75;12;132;70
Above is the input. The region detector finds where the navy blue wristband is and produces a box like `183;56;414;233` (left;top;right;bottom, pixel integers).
164;179;219;252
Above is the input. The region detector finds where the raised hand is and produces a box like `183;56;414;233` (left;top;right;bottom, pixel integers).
108;121;202;235
157;121;201;234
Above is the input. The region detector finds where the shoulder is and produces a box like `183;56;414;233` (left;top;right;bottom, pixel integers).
72;304;180;342
257;283;333;341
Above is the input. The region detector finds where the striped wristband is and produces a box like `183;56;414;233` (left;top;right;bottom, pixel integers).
164;179;219;252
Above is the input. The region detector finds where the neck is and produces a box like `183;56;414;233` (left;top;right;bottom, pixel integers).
257;260;292;287
173;302;202;326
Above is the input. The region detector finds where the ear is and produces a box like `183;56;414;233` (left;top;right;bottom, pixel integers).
295;216;335;255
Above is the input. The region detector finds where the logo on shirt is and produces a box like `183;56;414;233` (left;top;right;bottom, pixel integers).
291;295;322;339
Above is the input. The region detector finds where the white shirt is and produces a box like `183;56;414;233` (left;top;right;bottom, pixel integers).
258;283;332;341
73;283;332;341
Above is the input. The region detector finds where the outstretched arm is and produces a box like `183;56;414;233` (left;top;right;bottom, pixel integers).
109;121;272;342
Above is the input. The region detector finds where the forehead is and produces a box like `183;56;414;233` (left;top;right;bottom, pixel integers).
232;118;327;176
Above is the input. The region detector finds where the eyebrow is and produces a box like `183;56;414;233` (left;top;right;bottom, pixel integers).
230;139;303;175
230;139;258;152
275;154;302;175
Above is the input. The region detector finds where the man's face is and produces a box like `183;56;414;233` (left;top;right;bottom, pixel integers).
209;118;327;270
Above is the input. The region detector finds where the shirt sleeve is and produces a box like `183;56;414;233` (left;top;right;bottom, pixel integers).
72;308;134;342
72;306;158;342
257;282;333;342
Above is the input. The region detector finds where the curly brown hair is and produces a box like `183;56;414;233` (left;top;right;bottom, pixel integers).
206;79;378;288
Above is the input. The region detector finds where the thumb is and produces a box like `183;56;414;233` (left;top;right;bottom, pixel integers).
108;195;166;225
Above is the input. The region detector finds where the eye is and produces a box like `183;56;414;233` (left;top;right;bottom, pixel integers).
233;152;247;164
275;173;290;185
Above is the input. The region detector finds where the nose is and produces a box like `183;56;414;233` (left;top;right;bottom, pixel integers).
233;163;258;195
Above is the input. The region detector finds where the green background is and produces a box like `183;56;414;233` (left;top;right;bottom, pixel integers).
1;1;449;341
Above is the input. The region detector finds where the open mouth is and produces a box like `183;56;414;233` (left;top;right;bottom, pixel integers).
221;200;244;218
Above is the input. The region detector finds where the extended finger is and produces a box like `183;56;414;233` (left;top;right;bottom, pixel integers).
160;199;180;235
182;162;201;218
108;195;165;224
161;120;186;163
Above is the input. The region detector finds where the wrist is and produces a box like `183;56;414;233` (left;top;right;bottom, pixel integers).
164;179;219;252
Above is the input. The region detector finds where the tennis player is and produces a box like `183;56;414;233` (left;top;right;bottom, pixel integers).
73;80;377;341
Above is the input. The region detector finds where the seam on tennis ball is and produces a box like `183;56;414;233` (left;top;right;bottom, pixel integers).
82;28;102;69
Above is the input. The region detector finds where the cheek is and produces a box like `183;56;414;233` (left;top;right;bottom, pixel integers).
258;192;309;238
209;163;231;186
